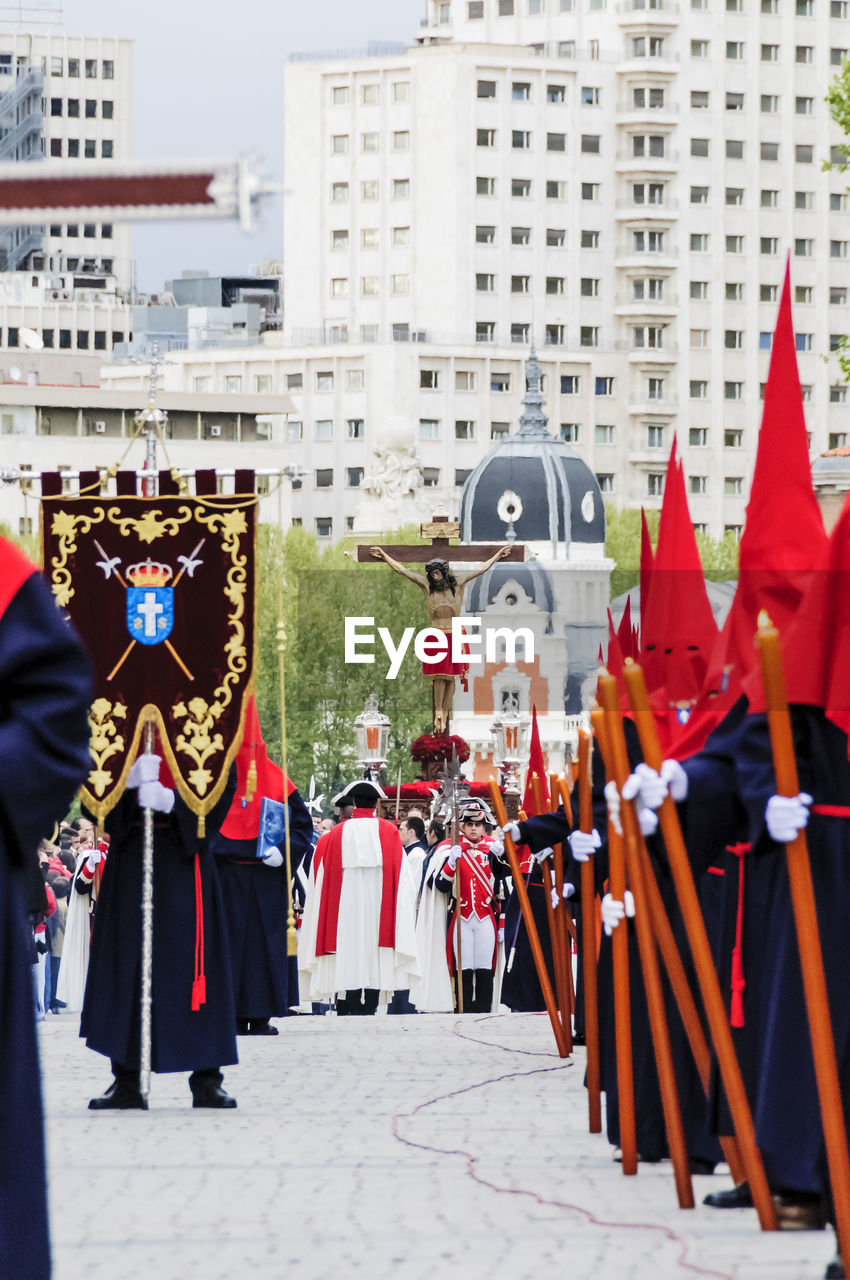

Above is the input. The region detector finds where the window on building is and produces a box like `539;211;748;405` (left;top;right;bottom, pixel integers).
724;477;743;495
477;128;495;148
648;425;665;448
547;180;566;199
477;79;497;99
512;81;531;100
832;241;849;259
456;371;476;391
581;277;599;297
597;473;615;492
796;44;814;62
796;191;814;210
691;137;709;157
547;324;566;344
85;59;97;78
420;369;440;390
511;323;530;344
512;177;532;197
691;186;709;204
690;90;709;110
512;129;531;148
761;94;779;112
419;419;440;441
726;282;744;301
724;382;743;400
760;237;779;255
477;176;496;196
476;322;495;342
331;182;349;204
648;377;665;400
547;132;566;151
726;140;744;159
690;475;708;495
595;376;614;395
690;380;708;398
726;235;744;253
595;425;615;444
761;190;779;208
633;325;665;348
560;423;580;442
581;134;600;153
833;48;849;64
455;420;475;440
491;421;510;440
511;274;530;293
511;225;531;245
760;142;779;162
726;92;744;111
476;272;495;292
331;229;349;250
761;43;779;60
647;473;665;497
315;468;334;489
796;145;814;164
726;41;744;59
476;225;496;244
830;287;848;305
547;83;566;103
561;375;581;394
690;329;709;348
691;39;709;56
830;385;847;403
689;427;709;446
546;276;565;295
579;326;598;347
726;188;744;206
725;330;744;349
581;230;600;248
795;238;814;257
832;194;849;212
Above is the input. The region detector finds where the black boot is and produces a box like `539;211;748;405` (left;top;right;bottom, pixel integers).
236;1018;251;1035
473;968;494;1013
247;1018;279;1036
189;1068;237;1109
460;969;474;1012
89;1063;147;1111
825;1254;845;1279
703;1182;753;1209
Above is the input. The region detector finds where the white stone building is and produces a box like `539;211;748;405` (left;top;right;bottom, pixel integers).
277;1;850;539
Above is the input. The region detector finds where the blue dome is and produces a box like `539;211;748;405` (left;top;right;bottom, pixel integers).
458;350;605;556
465;558;555;621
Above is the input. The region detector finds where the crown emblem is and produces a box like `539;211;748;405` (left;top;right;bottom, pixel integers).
127;560;173;588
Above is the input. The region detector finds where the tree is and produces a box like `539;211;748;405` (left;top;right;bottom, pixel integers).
604;502;739;603
255;524;433;810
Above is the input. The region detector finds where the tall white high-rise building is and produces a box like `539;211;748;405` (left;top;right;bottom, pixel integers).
0;29;133;290
282;0;850;538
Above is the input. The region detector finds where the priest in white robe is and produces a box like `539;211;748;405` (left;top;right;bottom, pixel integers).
298;780;419;1014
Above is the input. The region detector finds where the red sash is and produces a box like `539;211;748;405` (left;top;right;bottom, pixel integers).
0;537;36;614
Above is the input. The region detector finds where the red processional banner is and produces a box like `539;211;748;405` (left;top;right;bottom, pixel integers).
41;486;256;831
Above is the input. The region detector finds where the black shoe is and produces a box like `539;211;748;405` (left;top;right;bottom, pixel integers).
690;1158;717;1175
703;1182;753;1209
89;1080;148;1111
772;1192;827;1231
191;1083;237;1109
247;1020;279;1036
236;1018;251;1035
825;1253;845;1279
572;1032;586;1046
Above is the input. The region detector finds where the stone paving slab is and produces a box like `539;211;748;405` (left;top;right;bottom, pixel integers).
39;1011;837;1280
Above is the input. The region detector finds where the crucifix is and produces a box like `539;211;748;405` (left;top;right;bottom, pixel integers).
359;513;526;732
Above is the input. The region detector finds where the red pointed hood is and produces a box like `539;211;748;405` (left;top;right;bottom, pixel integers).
640;439;718;702
521;706;550;817
744;490;850;733
606;609;626;679
617;596;637;660
220;695;296;841
640;508;655;632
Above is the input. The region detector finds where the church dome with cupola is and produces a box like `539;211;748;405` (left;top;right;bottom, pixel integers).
464;557;556;624
458;348;605;558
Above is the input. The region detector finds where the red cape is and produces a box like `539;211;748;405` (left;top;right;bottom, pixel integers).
0;537;37;614
313;810;404;956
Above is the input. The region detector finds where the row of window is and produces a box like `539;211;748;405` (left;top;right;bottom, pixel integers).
330;131;409;155
330;179;409;202
689;39;846;61
44;58;115;79
693;91;824;114
477;128;568;150
690;139;840;163
49;97;114;118
48;139;113;158
476;177;570;197
0;328;124;349
690;282;847;304
46;223;113;239
419;370;617;394
692;188;847;210
595;472;750;498
329;82;410;107
462;0;847;13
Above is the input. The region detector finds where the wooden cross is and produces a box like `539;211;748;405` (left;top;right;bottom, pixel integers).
355;513;525;563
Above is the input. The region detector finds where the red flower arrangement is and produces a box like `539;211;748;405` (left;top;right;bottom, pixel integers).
410;733;470;765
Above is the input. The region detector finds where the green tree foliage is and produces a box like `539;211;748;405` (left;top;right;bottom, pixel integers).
255;524;433;809
604;502;739;603
826;58;850;380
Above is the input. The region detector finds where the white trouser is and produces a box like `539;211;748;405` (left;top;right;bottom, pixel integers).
34;950;47;1016
453;913;495;970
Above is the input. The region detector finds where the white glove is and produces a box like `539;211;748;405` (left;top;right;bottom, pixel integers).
84;847;103;872
604;781;622;835
622;762;667;812
128;753;161;787
137;780;175;814
446;844;462;871
660;758;688;803
501;821;521;843
765;793;812;843
563;881;576;899
262;846;284;868
551;887;560;909
601;890;635;936
637;807;659;838
489;832;505;857
533;846;553;865
568;828;601;862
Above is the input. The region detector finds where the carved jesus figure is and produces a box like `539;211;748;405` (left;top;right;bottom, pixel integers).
370;544;512;732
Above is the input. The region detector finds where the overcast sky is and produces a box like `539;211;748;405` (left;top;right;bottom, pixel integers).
56;0;425;289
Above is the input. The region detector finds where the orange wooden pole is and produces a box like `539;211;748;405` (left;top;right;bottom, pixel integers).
488;779;571;1058
573;734;602;1134
756;618;850;1267
590;705;637;1174
598;674;694;1209
550;771;576;1019
531;772;571;1049
623;659;778;1231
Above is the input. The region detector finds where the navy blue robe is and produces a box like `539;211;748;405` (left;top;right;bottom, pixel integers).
81;776;238;1074
0;570;92;1280
209;788;313;1020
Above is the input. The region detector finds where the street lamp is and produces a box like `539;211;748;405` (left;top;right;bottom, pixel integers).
354;694;391;781
490;708;529;793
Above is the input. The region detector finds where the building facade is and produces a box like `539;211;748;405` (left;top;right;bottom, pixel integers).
280;1;850;538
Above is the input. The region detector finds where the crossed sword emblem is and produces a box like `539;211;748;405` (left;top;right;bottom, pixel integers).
96;538;204;684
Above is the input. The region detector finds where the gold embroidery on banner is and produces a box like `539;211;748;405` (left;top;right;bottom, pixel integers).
48;507;106;608
87;697;128;797
106;504;194;544
171;696;224;795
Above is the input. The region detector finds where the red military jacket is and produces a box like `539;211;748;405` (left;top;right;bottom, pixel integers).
439;836;495;921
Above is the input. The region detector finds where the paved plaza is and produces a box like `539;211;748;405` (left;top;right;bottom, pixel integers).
40;1011;836;1280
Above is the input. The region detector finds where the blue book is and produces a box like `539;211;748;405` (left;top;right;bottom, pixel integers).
256;796;289;860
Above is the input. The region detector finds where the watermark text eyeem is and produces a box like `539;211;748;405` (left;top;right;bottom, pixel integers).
344;616;535;679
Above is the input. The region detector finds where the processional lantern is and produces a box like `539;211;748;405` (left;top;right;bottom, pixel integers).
490;707;529;793
354;694;391;780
